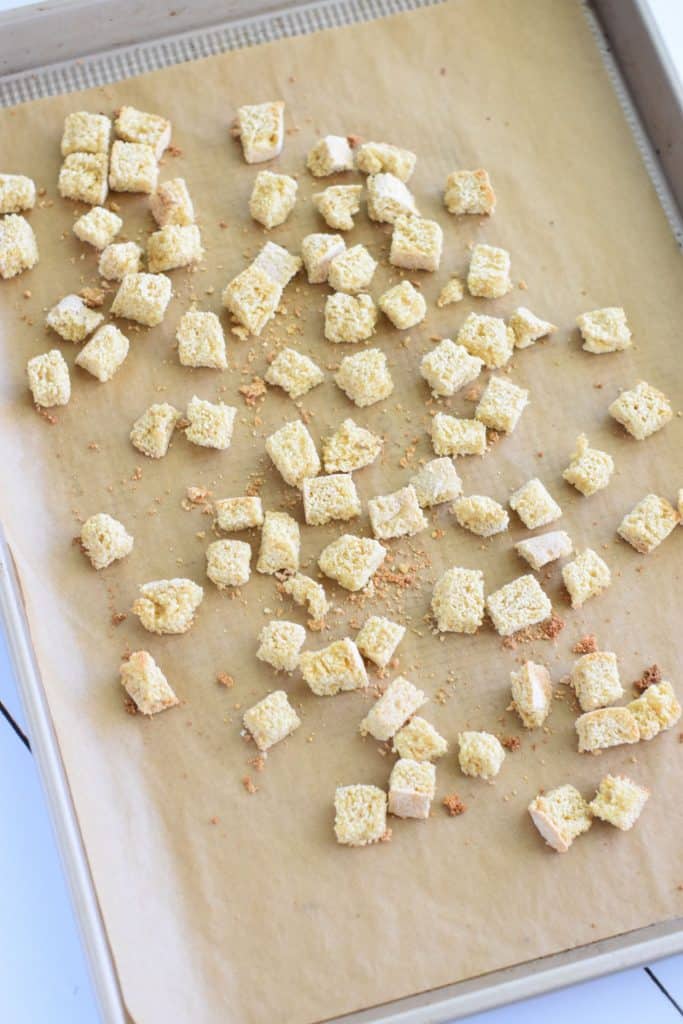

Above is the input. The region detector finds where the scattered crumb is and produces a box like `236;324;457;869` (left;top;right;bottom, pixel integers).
379;828;393;843
242;775;258;794
443;793;467;816
633;663;662;693
79;286;105;308
572;634;598;655
111;611;127;626
247;754;266;772
239;377;267;406
501;735;521;752
217;672;235;688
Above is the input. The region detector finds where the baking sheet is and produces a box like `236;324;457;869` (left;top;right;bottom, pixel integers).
0;2;682;1023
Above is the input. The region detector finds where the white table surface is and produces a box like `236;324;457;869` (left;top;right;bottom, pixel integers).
1;0;682;1022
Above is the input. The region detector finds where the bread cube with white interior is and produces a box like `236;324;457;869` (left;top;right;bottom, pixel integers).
0;214;39;278
515;530;573;571
150;177;195;227
444;169;496;215
324;292;377;344
486;574;552;637
356;615;405;669
61;111;111;155
393;717;447;762
467;243;511;299
130;402;179;458
378;280;426;329
571;651;623;712
334;785;387;847
299;638;368;696
410;457;462;507
214;496;264;533
109;141;158;194
509;306;556;349
562;549;611;607
256;620;306;672
58;153;108;205
47;294;103;342
420;338;483;397
475;376;529;433
431;567;485;634
367;173;418;224
608;380;672;439
147;224;203;274
628;681;681;740
509;478;562;530
458;312;514;369
589;775;649;831
281;573;329;623
356;139;415;179
120;651;178;716
235;101;284;164
301;233;345;284
388;758;435;819
528;785;592;852
252;241;301;287
577;307;631;353
313;185;362;231
389;214;442;271
243;690;300;751
185;396;236;450
458;732;505;781
132;578;203;635
318;534;386;591
360;675;426;741
322;418;383;473
249;170;297;229
111;272;172;327
576;706;640;752
80;513;133;570
335;348;394;407
328;244;377;294
265;347;323;399
306;135;354;176
176;310;227;369
303;473;361;526
206;539;251;588
562;434;614;496
368;485;427;540
266;420;320;488
73;206;121;249
430;413;487;456
114;105;171;158
256;511;300;575
510;661;552;729
99;242;142;280
453;495;509;537
75;325;129;382
437;277;465;307
222;263;282;336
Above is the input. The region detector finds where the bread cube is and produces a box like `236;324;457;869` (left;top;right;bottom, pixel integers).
222;263;282;336
322;418;382;473
509;306;556;349
608;380;672;439
129;402;179;458
509;478;562;530
150;177;195;227
61;111;111;155
467;243;511;299
75;324;129;382
185;396;236;450
562;548;611;607
334;785;387;846
576;706;640;752
46;294;103;342
147;224;203;273
132;578;203;634
486;574;552;637
458;731;505;781
0;173;35;214
420;338;483;398
235;101;285;164
114;105;171;158
367;173;418;224
80;512;133;570
301;233;345;284
577;307;631;353
109;141;158;194
389;214;442;271
335;348;393;407
243;690;300;751
432;567;485;634
368;485;427;540
379;281;426;329
318;533;386;591
120;651;178;716
431;413;487;456
249;170;297;229
453;494;509;537
328;244;377;293
457;312;514;369
307;135;354;176
206;539;251;588
73;206;122;249
589;775;649;831
58;153;108;205
303;473;360;526
410;457;462;508
111;272;172;327
299;638;368;696
444;169;496;215
360;675;426;740
252;240;301;287
324;292;377;344
99;241;142;280
265;347;323;399
437;277;465;307
214;496;264;533
176;310;227;369
528;785;592;852
313;184;362;231
571;651;623;712
562;434;614;496
475;375;529;433
515;530;573;571
356;615;405;668
0;214;38;278
393;717;447;761
281;573;330;623
256;620;306;672
510;660;553;729
388;758;435;819
266;419;320;488
356;141;416;181
628;681;681;740
256;511;300;575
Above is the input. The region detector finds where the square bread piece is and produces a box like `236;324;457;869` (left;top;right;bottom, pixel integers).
256;620;306;672
618;494;679;554
80;512;133;570
132;578;203;635
515;530;573;571
420;338;483;397
256;511;300;575
58;153;108;206
334;785;387;847
301;233;345;284
510;660;553;729
576;706;640;752
120;651;178;716
324;292;377;344
453;495;509;537
61;111;111;155
360;675;426;741
430;413;487;457
306;135;354;176
458;732;505;781
185;396;236;450
367;173;419;224
73;206;121;249
431;567;485;634
571;651;623;712
111;272;172;327
577;307;631;353
388;758;436;819
98;242;142;281
457;312;514;369
509;306;556;348
509;478;562;530
235;101;285;163
27;350;70;407
313;184;362;231
444;169;496;215
356;615;406;668
150;177;195;227
322;418;383;473
475;375;529;433
335;348;394;407
265;347;323;399
437;277;465;307
0;214;39;278
589;775;649;831
109;141;158;194
176;310;227;369
114;105;171;158
378;280;426;329
299;638;368;696
562;434;614;496
393;717;447;762
281;573;330;623
266;420;321;488
467;243;511;299
368;485;427;540
356;141;416;181
486;574;552;637
146;224;203;273
252;240;301;287
410;457;462;508
129;402;179;458
46;294;103;343
628;681;681;740
608;380;673;439
328;244;377;294
562;548;611;607
206;539;251;589
249;170;297;229
75;325;129;382
222;263;282;336
318;534;386;592
528;785;592;853
389;214;443;271
303;473;361;526
214;496;264;533
243;690;300;751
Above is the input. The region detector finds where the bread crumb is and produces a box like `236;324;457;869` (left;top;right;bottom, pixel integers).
217;672;235;688
633;664;662;693
573;634;598;655
442;793;467;816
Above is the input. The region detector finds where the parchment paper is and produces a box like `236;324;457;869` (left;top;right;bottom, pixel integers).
0;2;682;1022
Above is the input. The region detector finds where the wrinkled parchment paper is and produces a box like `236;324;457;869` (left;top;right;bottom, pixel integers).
0;2;682;1022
